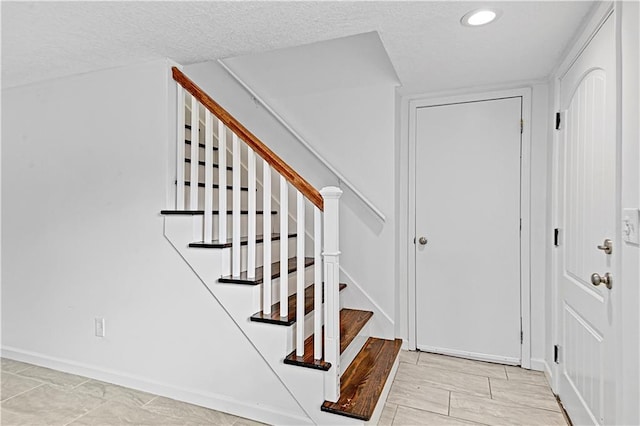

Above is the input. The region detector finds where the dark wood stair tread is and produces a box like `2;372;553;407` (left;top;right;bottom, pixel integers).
283;308;373;371
184;139;219;150
189;233;296;249
185;158;233;171
321;338;402;421
182;180;248;191
219;257;314;285
251;283;347;326
160;210;277;215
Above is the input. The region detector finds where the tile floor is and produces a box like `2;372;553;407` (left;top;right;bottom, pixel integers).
380;351;568;426
0;358;264;425
0;353;568;425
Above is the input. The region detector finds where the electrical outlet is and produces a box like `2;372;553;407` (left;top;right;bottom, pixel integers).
622;208;640;245
95;318;105;338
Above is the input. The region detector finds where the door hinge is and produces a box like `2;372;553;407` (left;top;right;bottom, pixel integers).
554;228;560;246
520;119;524;134
554;345;560;364
555;112;561;130
520;318;523;344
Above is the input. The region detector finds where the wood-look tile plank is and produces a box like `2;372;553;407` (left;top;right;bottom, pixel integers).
450;392;567;426
321;338;402;421
418;352;507;379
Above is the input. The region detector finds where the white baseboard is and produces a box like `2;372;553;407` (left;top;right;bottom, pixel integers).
529;357;548;372
1;346;312;426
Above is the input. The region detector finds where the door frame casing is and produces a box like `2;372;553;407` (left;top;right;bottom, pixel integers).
549;0;621;416
405;88;533;368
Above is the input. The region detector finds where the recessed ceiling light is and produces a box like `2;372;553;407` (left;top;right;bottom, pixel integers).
461;9;500;27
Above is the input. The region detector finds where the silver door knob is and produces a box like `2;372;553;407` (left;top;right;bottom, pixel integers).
597;239;613;254
418;237;428;245
590;272;612;289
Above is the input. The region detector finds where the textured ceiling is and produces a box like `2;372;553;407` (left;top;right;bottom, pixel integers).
1;1;595;93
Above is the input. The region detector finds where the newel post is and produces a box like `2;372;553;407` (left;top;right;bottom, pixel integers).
321;186;342;403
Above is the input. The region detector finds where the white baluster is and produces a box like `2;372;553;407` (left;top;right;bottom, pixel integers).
314;206;322;360
203;111;213;243
279;176;289;318
232;133;241;277
176;85;185;210
296;191;305;357
189;96;199;210
218;121;227;244
321;186;342;403
263;161;272;315
247;149;256;279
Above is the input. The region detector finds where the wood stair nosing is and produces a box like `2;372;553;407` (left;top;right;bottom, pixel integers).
182;180;249;192
185;158;233;171
189;233;297;249
251;283;347;326
219;257;314;285
160;209;278;216
184;139;219;150
321;338;402;421
283;308;373;371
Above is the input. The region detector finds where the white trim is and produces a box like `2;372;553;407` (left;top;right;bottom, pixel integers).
530;357;551;374
217;59;386;223
339;266;395;338
417;345;520;366
404;87;533;370
1;346;313;426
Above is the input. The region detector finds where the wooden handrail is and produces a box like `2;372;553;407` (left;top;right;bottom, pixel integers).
172;67;323;211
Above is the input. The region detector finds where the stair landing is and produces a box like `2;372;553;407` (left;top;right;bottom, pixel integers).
321;337;402;421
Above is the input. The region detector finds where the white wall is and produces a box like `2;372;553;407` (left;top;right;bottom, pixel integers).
184;34;399;338
0;59;306;424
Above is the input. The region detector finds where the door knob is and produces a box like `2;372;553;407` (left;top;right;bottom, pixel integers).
590;272;612;289
596;239;613;254
418;237;428;246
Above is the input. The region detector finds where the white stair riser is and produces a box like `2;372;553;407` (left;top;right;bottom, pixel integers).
184;187;256;212
340;322;370;375
283;288;346;355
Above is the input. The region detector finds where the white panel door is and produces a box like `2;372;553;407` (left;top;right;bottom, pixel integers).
557;13;617;426
415;97;522;363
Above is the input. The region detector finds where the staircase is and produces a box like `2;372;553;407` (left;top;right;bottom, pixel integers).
161;67;401;425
